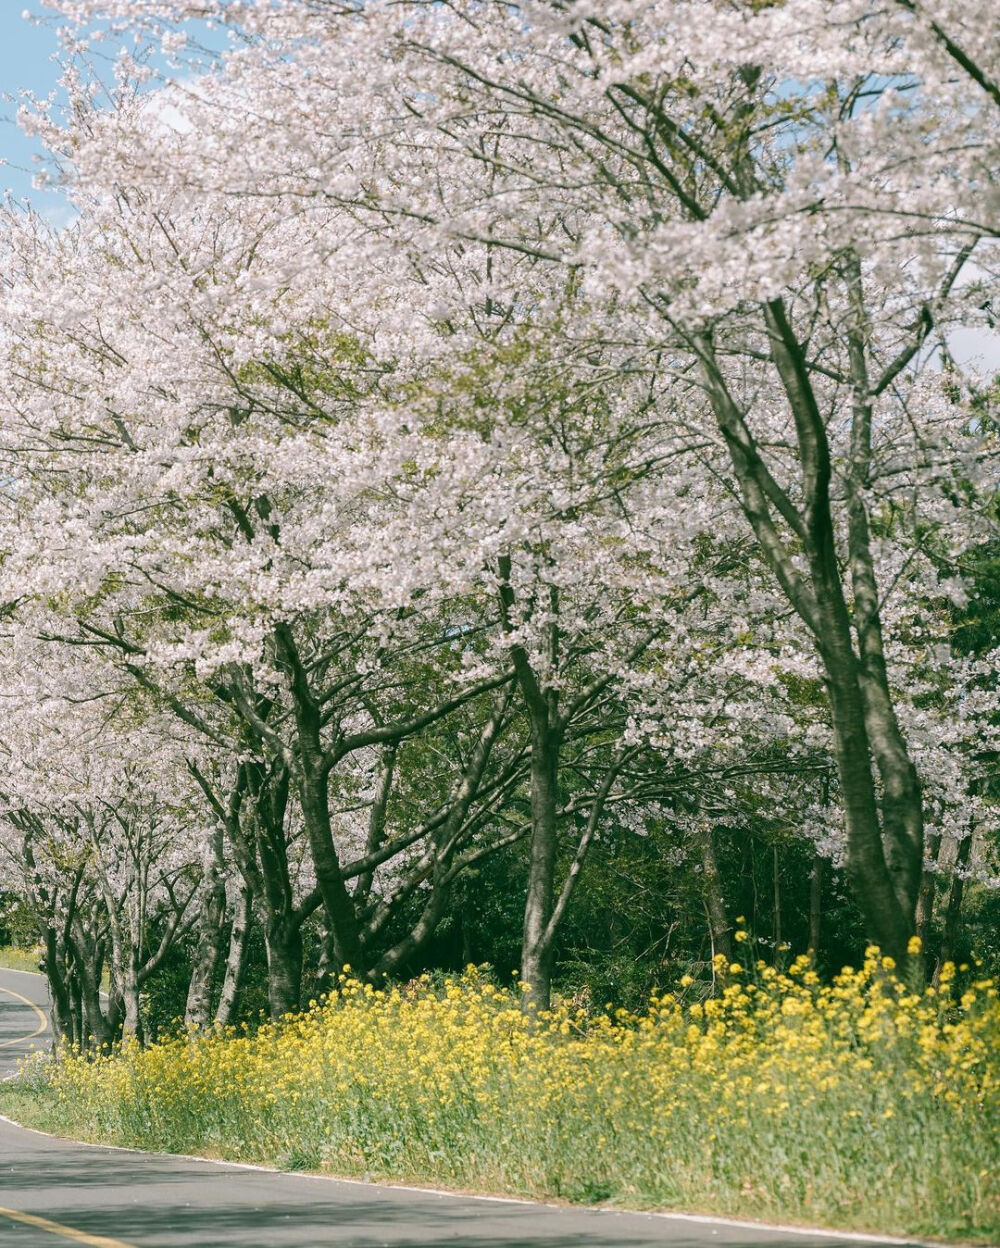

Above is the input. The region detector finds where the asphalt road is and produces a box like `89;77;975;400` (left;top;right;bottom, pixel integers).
0;969;901;1248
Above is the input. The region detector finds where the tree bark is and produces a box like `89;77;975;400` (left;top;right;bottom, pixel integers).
191;756;320;1021
518;714;562;1012
265;913;302;1018
274;623;365;973
497;558;563;1013
184;827;228;1027
808;854;823;961
354;743;397;904
842;271;925;925
249;761;316;1014
215;884;251;1025
42;928;76;1046
915;830;943;950
69;919;112;1049
934;833;973;981
820;642;914;964
699;821;733;965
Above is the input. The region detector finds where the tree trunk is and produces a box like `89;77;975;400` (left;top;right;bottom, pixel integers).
371;692;513;981
185;829;228;1027
70;973;84;1049
69;921;111;1049
934;833;973;981
314;920;337;998
808;854;823;961
247;759;315;1015
299;768;365;972
519;715;561;1013
817;631;914;965
354;743;397;904
915;829;943;951
699;821;733;965
215;885;251;1026
265;914;302;1018
842;275;925;927
497;559;563;1014
120;956;142;1044
42;929;75;1046
375;875;455;980
274;623;365;973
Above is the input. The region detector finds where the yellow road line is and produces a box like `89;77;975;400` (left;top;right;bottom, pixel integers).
0;1206;137;1247
0;985;48;1049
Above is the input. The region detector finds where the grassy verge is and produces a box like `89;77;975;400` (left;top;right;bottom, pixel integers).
0;946;43;974
1;951;996;1243
0;948;110;992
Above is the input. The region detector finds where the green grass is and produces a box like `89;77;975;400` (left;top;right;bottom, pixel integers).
0;948;109;992
0;946;43;974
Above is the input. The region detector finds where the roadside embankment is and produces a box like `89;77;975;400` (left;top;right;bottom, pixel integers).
2;954;997;1244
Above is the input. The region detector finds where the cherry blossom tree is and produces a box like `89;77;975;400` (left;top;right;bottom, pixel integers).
0;636;209;1043
3;0;997;996
41;0;991;966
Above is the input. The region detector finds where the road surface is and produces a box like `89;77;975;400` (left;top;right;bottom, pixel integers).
0;969;902;1247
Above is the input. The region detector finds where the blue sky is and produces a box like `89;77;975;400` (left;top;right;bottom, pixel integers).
1;6;224;214
0;7;65;202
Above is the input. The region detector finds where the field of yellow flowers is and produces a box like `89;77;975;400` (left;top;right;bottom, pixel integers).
7;948;999;1241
